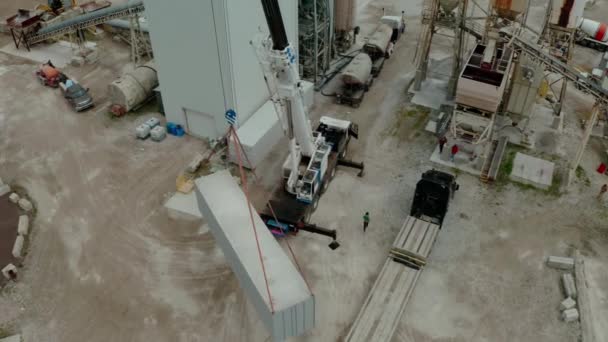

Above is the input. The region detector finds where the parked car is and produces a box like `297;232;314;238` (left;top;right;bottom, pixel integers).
60;79;94;112
36;61;67;88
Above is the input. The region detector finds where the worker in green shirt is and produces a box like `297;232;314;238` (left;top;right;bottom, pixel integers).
363;212;370;232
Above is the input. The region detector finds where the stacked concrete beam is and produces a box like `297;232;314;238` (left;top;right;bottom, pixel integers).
574;250;595;341
9;193;19;203
562;308;580;322
560;297;576;310
18;198;33;212
562;273;577;299
1;264;17;280
195;171;314;341
346;216;440;342
547;256;574;270
17;216;29;236
12;236;24;259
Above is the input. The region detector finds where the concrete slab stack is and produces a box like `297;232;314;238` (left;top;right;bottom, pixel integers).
195;171;314;340
560;297;576;310
346;216;440;342
547;256;574;270
562;308;580;322
562;273;577;299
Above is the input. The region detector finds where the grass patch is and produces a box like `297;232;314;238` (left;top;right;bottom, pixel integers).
546;171;563;197
382;104;430;139
495;146;522;190
412;110;430;131
494;146;562;197
576;166;591;187
406;109;418;117
0;328;11;338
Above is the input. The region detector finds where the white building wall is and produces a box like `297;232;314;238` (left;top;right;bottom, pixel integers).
144;0;298;139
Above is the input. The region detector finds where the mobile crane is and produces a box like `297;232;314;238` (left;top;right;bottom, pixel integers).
255;0;364;247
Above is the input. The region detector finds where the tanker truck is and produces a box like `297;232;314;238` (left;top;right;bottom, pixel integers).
336;53;374;108
576;18;608;51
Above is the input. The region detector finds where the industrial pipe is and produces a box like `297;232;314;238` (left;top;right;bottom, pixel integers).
260;0;289;50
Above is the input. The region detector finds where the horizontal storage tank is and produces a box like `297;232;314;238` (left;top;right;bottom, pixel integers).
340;53;372;85
364;24;393;55
109;61;158;112
335;0;355;31
579;18;608;42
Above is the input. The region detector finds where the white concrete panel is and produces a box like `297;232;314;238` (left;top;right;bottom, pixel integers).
195;171;314;340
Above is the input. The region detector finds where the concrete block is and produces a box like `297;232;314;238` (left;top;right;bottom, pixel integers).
187;153;205;173
0;334;21;342
510;152;555;190
71;56;85;67
9;193;20;203
562;308;579;322
12;235;24;259
150;126;166;142
18;198;33;212
560;297;576;311
547;256;575;270
1;264;17;280
562;273;577;299
0;184;10;197
17;215;29;236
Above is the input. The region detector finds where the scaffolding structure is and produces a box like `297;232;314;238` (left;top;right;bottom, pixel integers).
299;0;332;82
414;0;471;99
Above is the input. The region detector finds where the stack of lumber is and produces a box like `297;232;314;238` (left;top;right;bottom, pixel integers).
345;216;440;342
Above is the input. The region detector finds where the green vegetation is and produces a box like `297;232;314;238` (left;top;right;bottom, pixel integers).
382;105;431;140
576;166;591;187
0;328;11;338
495;146;562;197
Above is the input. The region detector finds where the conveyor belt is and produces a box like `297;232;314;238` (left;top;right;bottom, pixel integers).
27;0;144;45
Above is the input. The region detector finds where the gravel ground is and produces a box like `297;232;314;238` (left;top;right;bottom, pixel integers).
0;0;607;341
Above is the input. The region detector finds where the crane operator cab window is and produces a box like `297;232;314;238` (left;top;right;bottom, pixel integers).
298;170;317;203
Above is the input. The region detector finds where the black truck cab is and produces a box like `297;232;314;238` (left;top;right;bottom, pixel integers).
410;170;458;226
